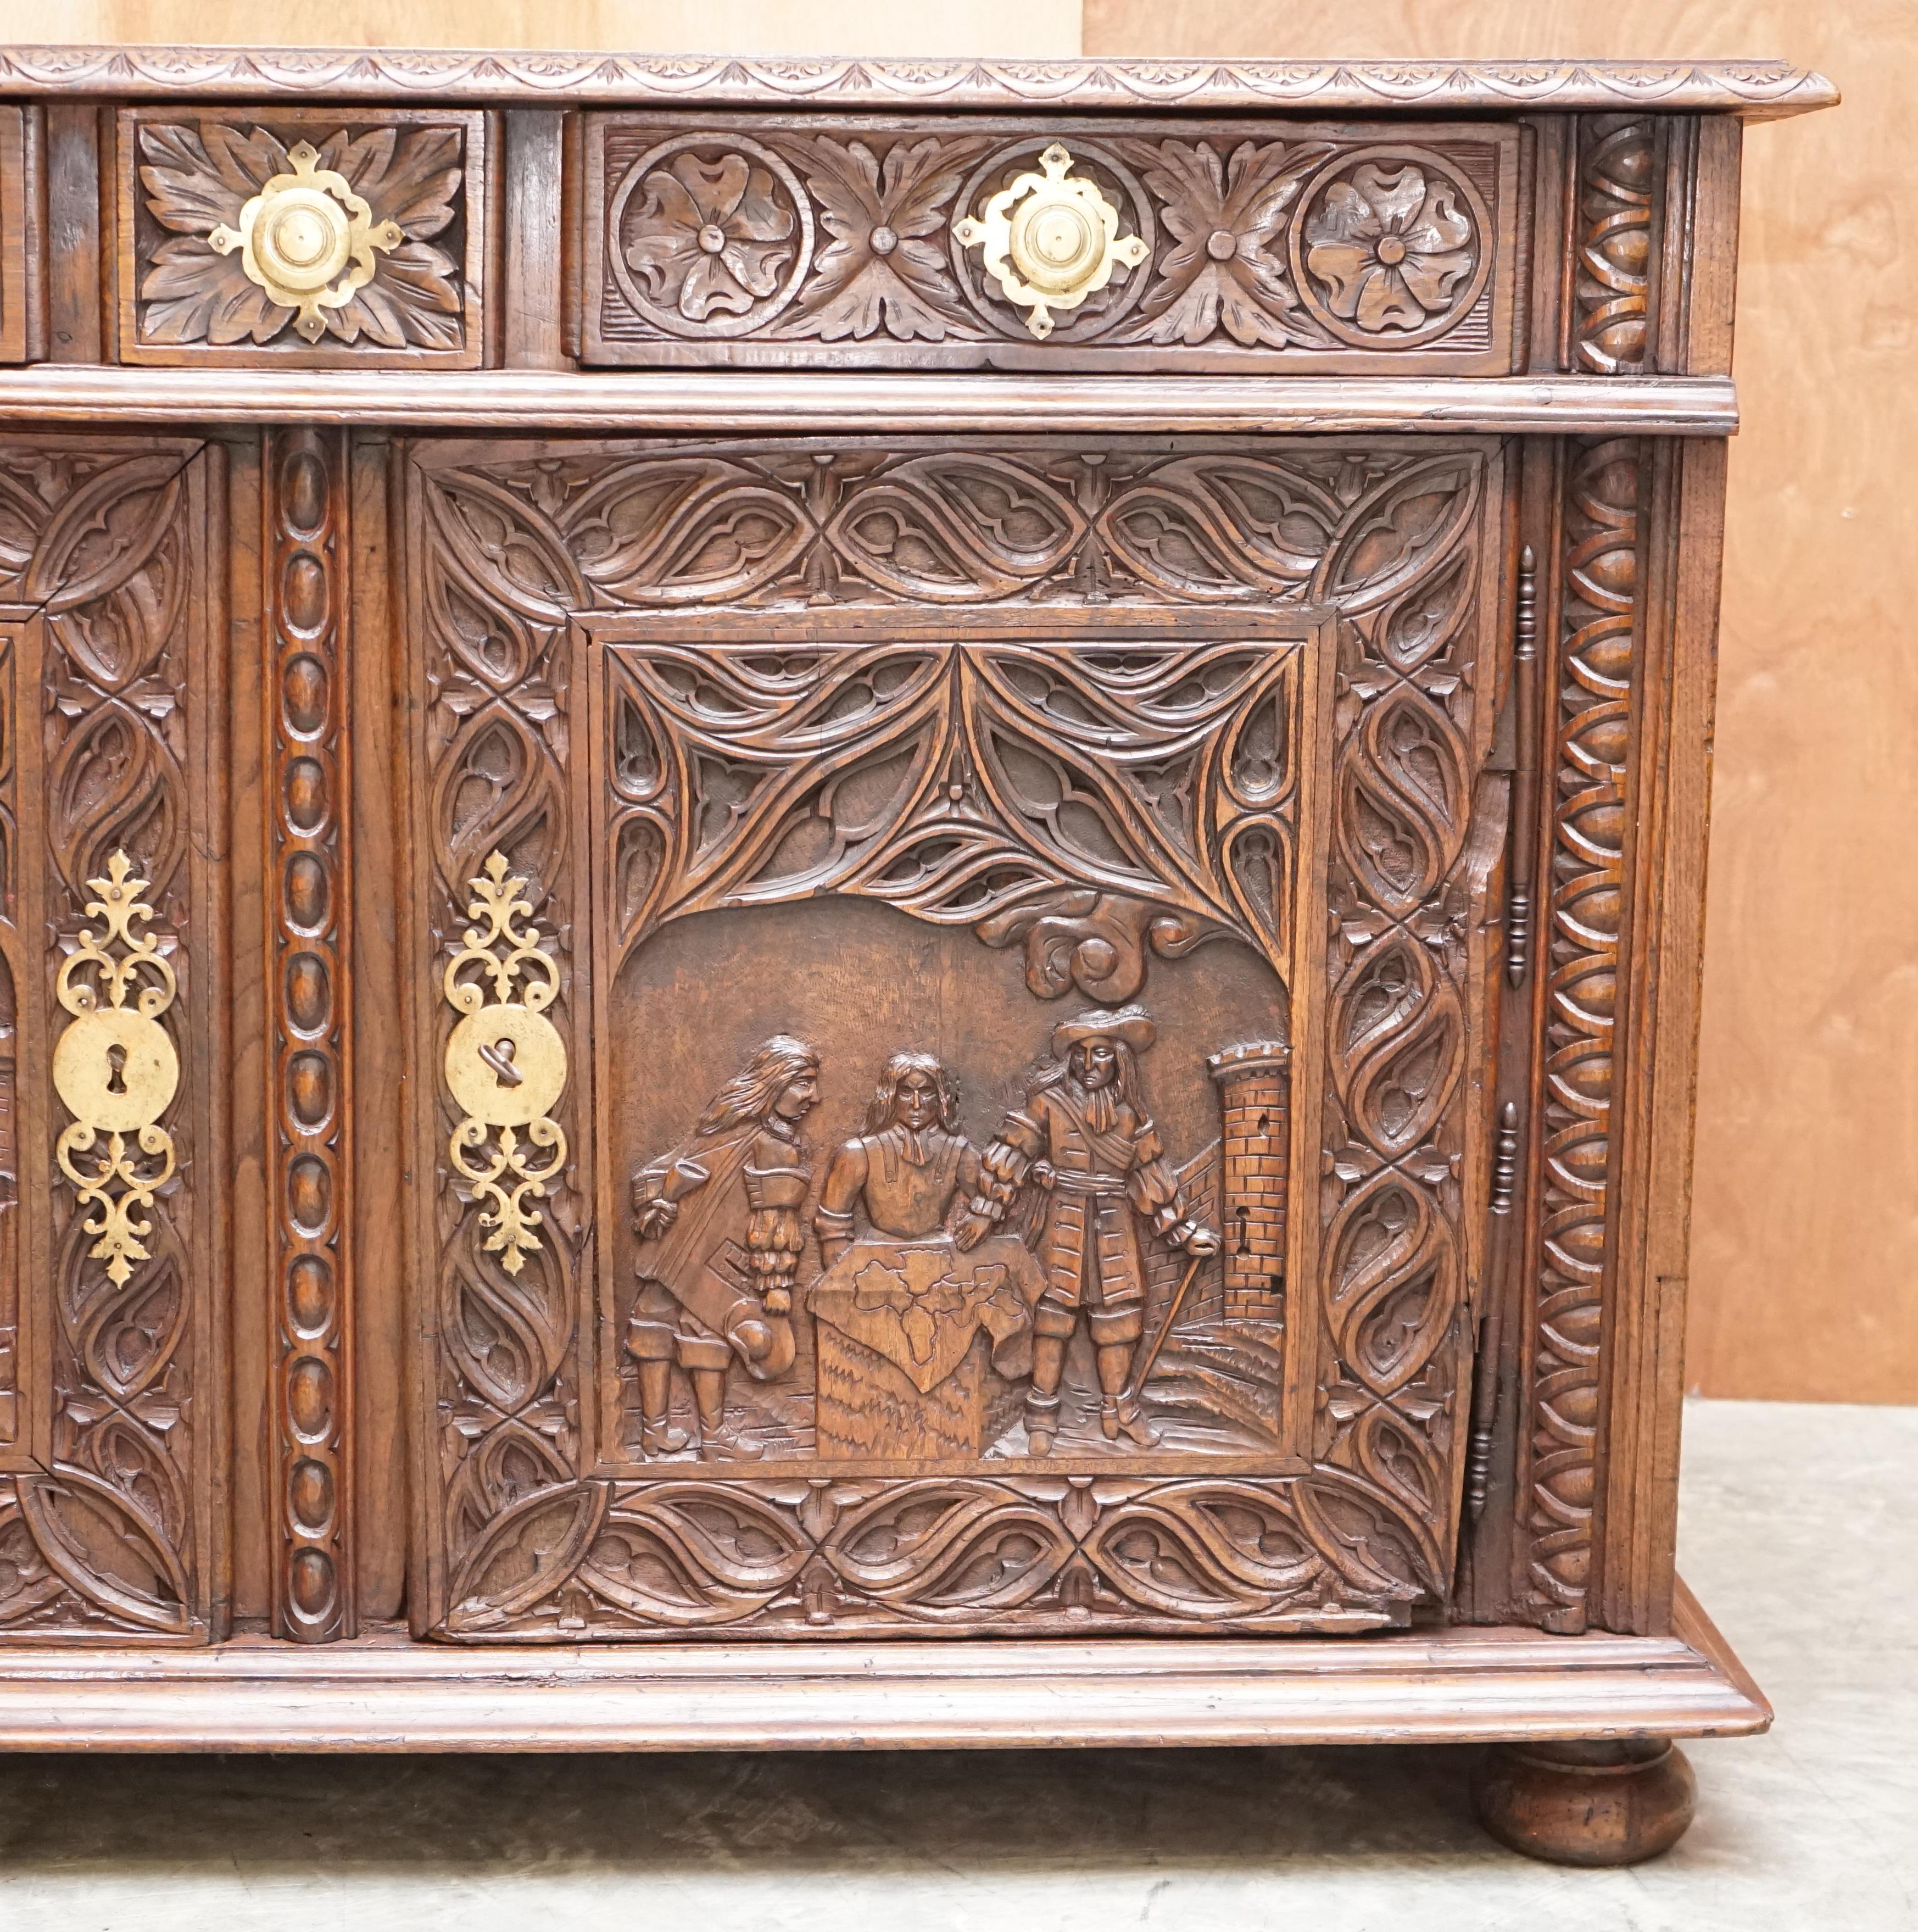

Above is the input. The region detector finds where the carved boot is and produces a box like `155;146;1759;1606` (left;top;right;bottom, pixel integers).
635;1360;689;1457
1025;1389;1061;1457
640;1414;689;1456
697;1416;763;1462
1101;1395;1160;1448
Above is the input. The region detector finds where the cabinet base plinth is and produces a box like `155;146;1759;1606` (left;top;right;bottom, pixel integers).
0;1581;1767;1753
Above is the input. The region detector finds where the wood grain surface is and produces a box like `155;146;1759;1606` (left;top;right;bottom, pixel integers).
1086;0;1910;1406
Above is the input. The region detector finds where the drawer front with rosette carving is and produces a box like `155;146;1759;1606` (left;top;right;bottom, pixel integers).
578;116;1523;372
116;105;490;368
404;433;1507;1640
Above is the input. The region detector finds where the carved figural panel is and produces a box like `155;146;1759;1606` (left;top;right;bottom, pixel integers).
0;438;222;1642
579;116;1520;371
405;433;1503;1641
118;106;488;366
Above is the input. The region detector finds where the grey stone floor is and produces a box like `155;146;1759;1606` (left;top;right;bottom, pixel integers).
0;1398;1911;1931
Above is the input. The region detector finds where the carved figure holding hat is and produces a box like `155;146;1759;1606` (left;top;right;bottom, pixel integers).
626;1034;818;1461
956;1005;1219;1454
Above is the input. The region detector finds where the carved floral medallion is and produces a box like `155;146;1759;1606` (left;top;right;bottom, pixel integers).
1295;150;1490;346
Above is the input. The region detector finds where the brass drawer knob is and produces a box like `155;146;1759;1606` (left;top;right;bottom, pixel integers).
208;140;404;344
954;142;1147;341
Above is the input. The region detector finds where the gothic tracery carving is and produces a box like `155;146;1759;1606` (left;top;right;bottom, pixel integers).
0;438;211;1641
407;434;1495;1641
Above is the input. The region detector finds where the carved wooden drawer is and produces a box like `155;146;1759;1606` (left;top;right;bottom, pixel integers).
115;105;492;367
0;40;1838;1868
577;114;1523;370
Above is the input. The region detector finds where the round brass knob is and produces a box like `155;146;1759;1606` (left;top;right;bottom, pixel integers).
207;141;403;344
255;187;354;294
954;142;1148;341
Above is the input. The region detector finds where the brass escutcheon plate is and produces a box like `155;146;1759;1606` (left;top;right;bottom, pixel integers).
954;142;1148;341
52;1007;180;1137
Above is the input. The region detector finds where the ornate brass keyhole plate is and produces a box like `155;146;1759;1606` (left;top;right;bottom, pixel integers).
51;851;181;1288
954;142;1148;340
442;851;569;1276
208;140;404;343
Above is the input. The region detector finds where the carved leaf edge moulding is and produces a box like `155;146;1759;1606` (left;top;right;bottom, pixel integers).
0;47;1837;117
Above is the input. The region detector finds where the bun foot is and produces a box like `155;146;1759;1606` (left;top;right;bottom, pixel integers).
1472;1739;1697;1867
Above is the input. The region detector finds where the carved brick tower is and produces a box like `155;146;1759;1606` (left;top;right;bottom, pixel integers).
1207;1041;1290;1323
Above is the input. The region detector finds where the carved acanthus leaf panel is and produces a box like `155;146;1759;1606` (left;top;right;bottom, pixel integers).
119;107;487;366
582;118;1519;371
406;434;1499;1641
0;437;215;1641
1519;437;1645;1634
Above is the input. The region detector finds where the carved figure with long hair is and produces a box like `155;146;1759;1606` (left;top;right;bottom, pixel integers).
814;1049;978;1268
627;1033;819;1461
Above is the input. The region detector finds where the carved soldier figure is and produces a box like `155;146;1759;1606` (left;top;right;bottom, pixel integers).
627;1034;819;1461
956;1006;1219;1454
815;1050;980;1265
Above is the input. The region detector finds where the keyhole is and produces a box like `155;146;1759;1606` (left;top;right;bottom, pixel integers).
105;1042;129;1096
1235;1205;1250;1254
477;1036;523;1088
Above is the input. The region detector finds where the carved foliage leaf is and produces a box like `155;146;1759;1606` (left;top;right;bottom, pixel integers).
135;118;467;351
1120;138;1330;348
790;136;980;342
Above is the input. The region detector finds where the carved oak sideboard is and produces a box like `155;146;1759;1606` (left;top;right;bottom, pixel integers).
0;46;1833;1866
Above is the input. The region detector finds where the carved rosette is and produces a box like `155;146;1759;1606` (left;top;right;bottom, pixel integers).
1293;149;1490;347
266;429;353;1641
0;439;208;1640
587;121;1514;366
1520;438;1645;1633
124;110;483;364
409;435;1495;1639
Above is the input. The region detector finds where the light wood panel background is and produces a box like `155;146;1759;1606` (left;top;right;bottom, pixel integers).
1;0;1902;1400
0;1;1081;54
1084;0;1909;1404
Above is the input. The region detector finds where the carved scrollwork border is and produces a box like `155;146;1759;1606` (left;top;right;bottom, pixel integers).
0;437;220;1644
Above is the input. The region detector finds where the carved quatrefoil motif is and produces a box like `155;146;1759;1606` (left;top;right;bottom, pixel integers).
954;142;1148;339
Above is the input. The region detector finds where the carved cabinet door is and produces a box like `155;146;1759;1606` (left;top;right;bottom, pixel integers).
403;435;1508;1641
